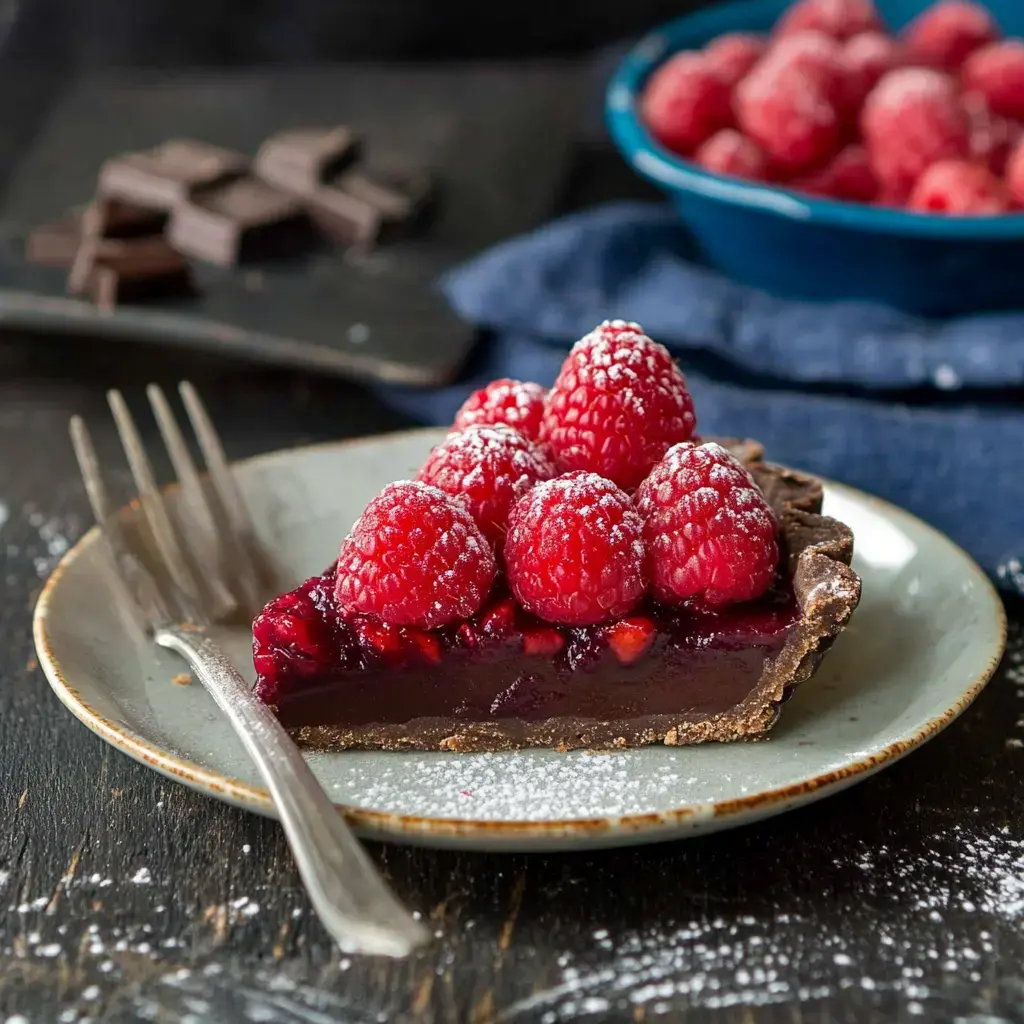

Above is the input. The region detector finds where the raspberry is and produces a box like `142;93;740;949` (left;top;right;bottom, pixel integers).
605;617;657;666
541;320;697;491
775;0;882;40
1006;138;1024;207
335;481;496;629
902;0;998;71
964;91;1019;175
766;30;851;106
860;68;970;198
875;183;914;206
452;378;548;442
907;159;1010;214
962;41;1024;120
418;424;554;547
703;32;766;86
352;618;403;660
694;128;770;181
634;442;779;608
842;31;904;108
522;627;565;657
407;630;442;664
792;144;879;200
252;587;330;681
480;597;516;637
640;52;734;156
735;40;843;174
504;472;646;626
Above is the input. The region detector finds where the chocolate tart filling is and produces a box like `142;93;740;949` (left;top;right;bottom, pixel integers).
252;440;861;751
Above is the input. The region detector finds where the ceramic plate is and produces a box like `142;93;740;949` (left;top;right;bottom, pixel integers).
34;429;1006;852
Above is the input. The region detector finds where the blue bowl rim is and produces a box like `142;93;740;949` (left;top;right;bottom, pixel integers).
605;0;1024;239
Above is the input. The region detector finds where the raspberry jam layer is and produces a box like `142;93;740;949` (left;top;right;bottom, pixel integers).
252;564;801;739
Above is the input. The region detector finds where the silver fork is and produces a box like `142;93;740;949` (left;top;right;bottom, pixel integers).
69;381;429;958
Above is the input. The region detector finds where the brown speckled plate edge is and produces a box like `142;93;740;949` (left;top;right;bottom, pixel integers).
33;430;1007;852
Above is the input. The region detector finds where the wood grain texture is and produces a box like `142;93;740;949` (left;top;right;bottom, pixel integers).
0;334;1022;1024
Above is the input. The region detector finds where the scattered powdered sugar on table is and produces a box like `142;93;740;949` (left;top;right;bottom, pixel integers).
1;864;295;1021
19;504;82;579
842;827;1024;919
502;821;1024;1019
1005;623;1023;687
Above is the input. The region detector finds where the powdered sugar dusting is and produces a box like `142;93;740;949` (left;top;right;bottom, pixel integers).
505;471;647;625
335;750;698;820
635;441;778;606
568;325;692;423
335;479;497;628
737;33;842;129
865;66;958;113
428;424;552;480
544;321;697;490
776;27;840;60
419;423;555;546
489;808;1024;1019
777;0;880;38
453;378;549;441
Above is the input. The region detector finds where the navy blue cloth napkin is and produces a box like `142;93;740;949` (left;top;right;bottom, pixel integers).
378;201;1024;594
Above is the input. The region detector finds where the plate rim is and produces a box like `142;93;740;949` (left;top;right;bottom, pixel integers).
33;428;1008;844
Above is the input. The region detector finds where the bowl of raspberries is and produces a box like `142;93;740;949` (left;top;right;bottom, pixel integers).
606;0;1024;315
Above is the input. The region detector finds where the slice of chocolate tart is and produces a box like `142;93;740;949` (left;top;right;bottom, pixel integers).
252;440;860;752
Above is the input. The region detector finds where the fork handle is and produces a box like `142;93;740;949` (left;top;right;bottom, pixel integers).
155;624;430;958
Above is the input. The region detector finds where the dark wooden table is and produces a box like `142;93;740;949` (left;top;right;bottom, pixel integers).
2;79;1024;1024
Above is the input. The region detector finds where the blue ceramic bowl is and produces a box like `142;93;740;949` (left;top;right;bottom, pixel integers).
606;0;1024;316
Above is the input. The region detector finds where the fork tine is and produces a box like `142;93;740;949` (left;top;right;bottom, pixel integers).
178;380;264;615
70;414;117;527
146;384;237;622
69;415;150;647
107;389;209;627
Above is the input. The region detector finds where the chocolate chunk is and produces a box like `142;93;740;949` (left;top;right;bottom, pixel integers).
307;169;435;247
167;177;312;266
25;217;80;267
305;186;381;247
80;236;192;311
332;169;433;223
85;198;167;238
68;198;170;292
254;127;361;196
98;139;247;211
26;199;165;269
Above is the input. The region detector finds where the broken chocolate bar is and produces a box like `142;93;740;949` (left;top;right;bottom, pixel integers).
25;218;81;267
82;236;192;311
254;127;361;197
83;198;167;238
98;139;247;211
167;176;312;266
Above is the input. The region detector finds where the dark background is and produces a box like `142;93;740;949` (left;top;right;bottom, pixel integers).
3;0;712;63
